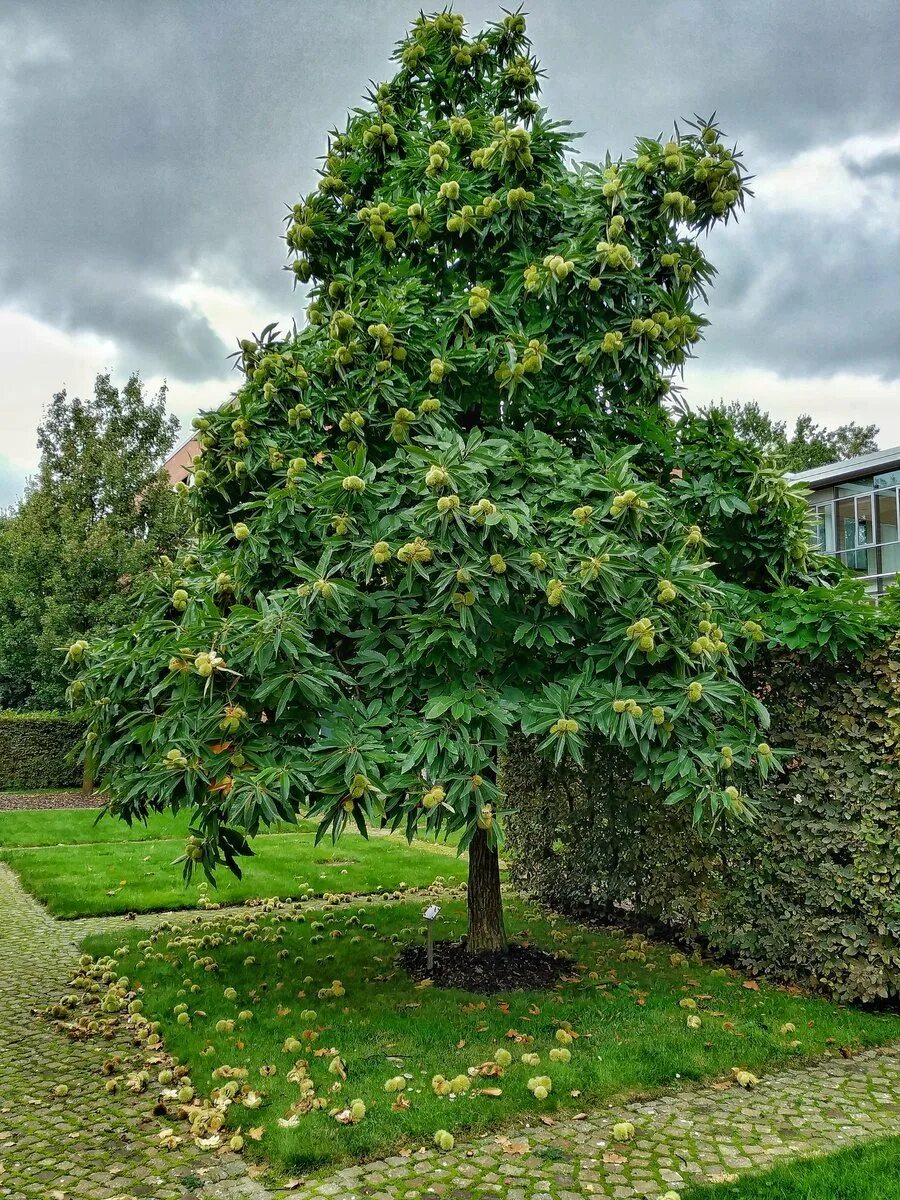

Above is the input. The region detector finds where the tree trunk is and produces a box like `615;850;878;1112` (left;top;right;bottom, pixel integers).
467;826;507;953
81;754;94;798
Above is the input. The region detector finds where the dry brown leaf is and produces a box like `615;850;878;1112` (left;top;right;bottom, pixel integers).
456;1039;466;1049
473;1087;503;1097
496;1135;529;1155
538;1115;555;1126
391;1093;411;1111
742;980;760;991
471;1061;503;1077
603;1151;626;1164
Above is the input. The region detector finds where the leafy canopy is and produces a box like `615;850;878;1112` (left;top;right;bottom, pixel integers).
72;9;817;880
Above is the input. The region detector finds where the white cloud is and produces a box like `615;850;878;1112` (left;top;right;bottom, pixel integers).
166;274;294;353
754;125;900;230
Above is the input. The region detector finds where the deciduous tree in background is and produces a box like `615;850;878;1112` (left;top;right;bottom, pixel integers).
71;10;828;955
0;372;182;709
710;399;879;473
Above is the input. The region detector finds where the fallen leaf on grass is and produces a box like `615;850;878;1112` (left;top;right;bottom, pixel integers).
247;1127;264;1141
742;980;760;991
538;1115;555;1126
472;1087;502;1097
470;1061;503;1077
391;1093;411;1111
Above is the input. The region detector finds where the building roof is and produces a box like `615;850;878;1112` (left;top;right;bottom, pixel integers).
788;445;900;489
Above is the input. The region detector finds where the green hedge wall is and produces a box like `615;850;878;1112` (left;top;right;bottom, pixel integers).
505;637;900;1004
0;711;85;791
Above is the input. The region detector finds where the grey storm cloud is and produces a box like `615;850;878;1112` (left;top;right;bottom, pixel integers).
702;208;900;381
0;0;898;385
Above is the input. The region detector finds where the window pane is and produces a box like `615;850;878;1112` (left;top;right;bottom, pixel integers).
877;490;899;546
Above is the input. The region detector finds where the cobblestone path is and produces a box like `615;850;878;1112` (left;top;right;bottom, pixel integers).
2;861;900;1199
0;864;255;1200
279;1045;900;1199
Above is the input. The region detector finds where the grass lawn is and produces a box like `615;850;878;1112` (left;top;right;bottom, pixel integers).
684;1136;900;1198
0;808;466;917
83;895;900;1176
0;805;313;847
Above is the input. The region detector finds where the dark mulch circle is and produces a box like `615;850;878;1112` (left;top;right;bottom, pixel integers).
398;939;571;994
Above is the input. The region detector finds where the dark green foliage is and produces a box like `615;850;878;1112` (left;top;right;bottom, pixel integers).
506;635;900;1004
0;372;182;709
710;400;879;474
0;711;84;790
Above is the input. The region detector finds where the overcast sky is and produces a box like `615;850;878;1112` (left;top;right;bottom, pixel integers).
1;0;898;506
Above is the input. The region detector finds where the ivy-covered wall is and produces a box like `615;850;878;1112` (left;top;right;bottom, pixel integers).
505;638;900;1004
0;711;84;791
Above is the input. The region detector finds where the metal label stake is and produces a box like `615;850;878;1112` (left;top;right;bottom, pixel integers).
423;904;440;972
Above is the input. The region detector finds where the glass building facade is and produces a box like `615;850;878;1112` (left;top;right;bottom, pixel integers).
793;453;900;598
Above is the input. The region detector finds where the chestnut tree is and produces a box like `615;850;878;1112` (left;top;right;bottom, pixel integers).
68;9;814;954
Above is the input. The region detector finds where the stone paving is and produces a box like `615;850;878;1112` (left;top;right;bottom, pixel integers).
3;860;900;1199
0;863;255;1200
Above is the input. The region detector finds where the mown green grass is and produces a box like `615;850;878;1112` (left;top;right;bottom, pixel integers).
84;896;900;1175
0;820;465;917
0;805;271;847
684;1136;900;1198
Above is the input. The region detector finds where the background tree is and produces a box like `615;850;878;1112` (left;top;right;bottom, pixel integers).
0;372;182;709
709;400;879;473
71;10;820;956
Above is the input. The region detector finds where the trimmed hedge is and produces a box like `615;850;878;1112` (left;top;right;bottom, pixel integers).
506;637;900;1004
0;711;85;791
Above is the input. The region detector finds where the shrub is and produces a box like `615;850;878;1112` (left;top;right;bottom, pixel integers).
506;636;900;1004
0;711;85;791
